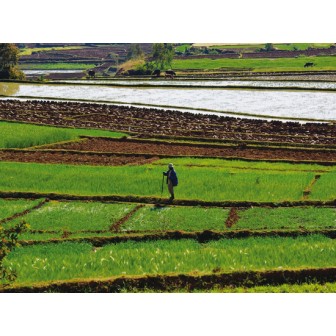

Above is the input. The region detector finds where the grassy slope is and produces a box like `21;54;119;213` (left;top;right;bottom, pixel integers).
172;55;336;72
0;121;127;148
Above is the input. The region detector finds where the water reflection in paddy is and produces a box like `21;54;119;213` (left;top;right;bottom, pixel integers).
62;79;336;90
0;82;335;121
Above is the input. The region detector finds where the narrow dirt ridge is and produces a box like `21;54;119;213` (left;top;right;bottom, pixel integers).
110;204;144;232
0;191;335;208
225;207;240;228
0;150;159;166
3;267;336;293
18;228;336;247
302;174;322;200
0;198;49;225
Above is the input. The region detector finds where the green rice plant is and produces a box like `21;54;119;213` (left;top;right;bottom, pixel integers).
236;207;336;230
122;205;230;232
178;167;314;201
0;121;127;148
69;232;119;239
4;235;336;284
0;162;319;202
8;201;136;232
19;232;61;241
0;198;43;221
19;231;120;241
309;171;336;200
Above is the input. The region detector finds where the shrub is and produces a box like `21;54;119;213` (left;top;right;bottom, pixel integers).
0;221;29;284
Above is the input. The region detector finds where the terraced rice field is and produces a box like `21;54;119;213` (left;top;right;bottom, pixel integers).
0;97;335;293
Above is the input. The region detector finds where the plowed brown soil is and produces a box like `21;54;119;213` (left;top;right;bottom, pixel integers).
0;150;159;166
1;100;336;146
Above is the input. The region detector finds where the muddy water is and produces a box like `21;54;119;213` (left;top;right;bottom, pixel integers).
1;82;336;121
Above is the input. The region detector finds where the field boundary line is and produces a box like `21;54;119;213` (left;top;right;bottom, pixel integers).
110;204;144;232
0;198;49;225
3;266;336;293
225;208;240;228
18;228;336;246
0;191;335;208
302;174;322;200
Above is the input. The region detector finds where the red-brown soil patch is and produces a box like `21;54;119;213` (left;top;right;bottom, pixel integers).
225;207;240;228
0;150;159;166
44;138;336;163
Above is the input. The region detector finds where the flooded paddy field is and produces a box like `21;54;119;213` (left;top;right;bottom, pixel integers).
0;81;336;121
62;79;336;90
23;70;84;75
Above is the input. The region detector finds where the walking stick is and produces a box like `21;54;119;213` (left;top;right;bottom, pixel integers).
161;174;165;197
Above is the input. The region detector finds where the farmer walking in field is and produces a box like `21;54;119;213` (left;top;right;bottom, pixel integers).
163;163;178;203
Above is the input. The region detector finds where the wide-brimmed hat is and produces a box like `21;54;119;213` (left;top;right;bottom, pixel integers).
168;163;174;168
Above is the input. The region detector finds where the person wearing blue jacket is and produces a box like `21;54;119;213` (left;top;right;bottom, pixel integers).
163;163;178;203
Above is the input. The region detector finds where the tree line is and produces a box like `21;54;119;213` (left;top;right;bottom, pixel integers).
0;43;25;80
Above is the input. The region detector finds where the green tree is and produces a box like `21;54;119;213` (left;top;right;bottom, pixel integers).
264;43;275;52
0;43;25;80
0;221;29;285
151;43;174;70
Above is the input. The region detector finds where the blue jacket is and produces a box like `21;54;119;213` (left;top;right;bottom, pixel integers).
164;169;178;186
